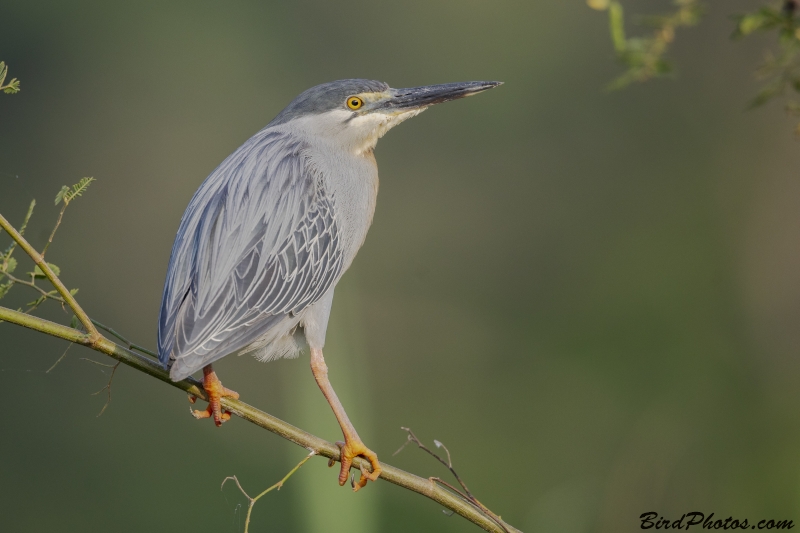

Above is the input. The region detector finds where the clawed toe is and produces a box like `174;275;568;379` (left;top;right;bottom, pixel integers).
190;405;232;424
336;439;382;492
190;365;238;427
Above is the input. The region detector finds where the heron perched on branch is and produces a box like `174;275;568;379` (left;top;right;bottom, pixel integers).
157;78;501;491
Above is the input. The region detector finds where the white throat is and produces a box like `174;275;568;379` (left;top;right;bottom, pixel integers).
283;108;426;156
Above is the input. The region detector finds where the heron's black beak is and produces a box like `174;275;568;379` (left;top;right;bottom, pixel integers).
381;81;503;110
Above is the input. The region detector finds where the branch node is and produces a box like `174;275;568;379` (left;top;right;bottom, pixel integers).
399;427;511;533
222;451;315;533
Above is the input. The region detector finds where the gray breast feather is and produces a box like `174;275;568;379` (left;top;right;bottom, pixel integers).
157;129;343;377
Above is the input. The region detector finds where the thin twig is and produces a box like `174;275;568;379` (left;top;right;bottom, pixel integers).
1;199;35;264
398;427;475;498
222;450;316;533
87;360;121;417
129;343;157;358
0;272;155;361
393;438;414;457
434;439;454;469
41;203;67;258
396;427;512;533
430;476;475;504
81;358;118;368
46;343;73;373
90;319;158;358
1;271;65;302
0;270;80;322
0;213;98;339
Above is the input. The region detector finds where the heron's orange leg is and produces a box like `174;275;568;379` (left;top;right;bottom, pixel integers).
310;347;381;491
189;364;239;427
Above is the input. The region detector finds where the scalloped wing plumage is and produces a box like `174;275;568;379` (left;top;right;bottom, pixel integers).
158;129;343;380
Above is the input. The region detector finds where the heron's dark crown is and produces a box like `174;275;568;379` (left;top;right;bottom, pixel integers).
268;79;389;127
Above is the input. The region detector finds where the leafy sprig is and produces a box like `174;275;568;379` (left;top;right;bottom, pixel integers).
588;0;703;90
733;1;800;133
55;177;95;206
589;1;800;134
0;62;20;94
42;177;95;257
0;180;94;315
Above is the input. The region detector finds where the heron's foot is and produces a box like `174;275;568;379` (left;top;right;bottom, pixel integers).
334;438;382;492
190;370;239;427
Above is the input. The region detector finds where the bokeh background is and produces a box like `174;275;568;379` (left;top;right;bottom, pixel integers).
2;1;799;531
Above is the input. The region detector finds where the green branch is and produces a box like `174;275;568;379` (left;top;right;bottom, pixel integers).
0;213;99;340
0;305;520;533
0;211;521;533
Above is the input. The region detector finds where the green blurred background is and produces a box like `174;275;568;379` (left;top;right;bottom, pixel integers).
1;1;799;531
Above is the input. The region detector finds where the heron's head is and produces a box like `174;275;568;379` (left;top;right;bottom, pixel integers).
268;79;502;155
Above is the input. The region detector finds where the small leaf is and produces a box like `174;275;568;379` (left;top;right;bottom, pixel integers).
69;315;80;329
2;79;20;94
26;295;46;307
0;62;20;94
55;177;96;206
54;186;70;206
0;281;12;299
2;257;18;274
31;263;61;278
738;14;768;36
69;288;79;296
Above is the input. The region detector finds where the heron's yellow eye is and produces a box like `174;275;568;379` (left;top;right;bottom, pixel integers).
346;96;364;110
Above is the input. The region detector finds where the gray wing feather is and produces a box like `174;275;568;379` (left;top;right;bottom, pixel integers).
158;129;343;378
